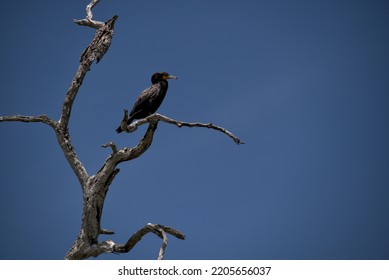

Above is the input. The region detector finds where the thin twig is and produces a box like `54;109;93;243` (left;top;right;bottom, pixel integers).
99;228;115;235
102;141;118;153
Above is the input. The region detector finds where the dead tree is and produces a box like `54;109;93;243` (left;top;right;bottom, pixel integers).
0;0;243;260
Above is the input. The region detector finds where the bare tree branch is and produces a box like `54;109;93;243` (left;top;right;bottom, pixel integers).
0;118;89;187
66;223;184;260
74;0;104;29
99;228;115;235
61;15;118;130
102;141;118;153
0;113;89;186
0;114;56;129
79;15;118;64
85;0;100;21
158;230;168;260
53;15;118;188
114;223;185;260
54;14;119;189
122;112;245;145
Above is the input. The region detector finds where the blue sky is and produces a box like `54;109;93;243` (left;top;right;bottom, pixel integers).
0;0;388;260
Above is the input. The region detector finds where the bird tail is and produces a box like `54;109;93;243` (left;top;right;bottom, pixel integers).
116;115;134;133
115;126;123;133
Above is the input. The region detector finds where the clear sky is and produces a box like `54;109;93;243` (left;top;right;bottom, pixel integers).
0;0;388;260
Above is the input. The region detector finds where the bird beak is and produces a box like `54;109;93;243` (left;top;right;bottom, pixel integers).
166;74;177;80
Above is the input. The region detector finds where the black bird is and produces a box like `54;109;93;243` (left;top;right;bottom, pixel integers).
116;72;177;133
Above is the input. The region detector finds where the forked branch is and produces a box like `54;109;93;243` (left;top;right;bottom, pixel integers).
74;0;104;29
68;223;185;259
114;223;185;260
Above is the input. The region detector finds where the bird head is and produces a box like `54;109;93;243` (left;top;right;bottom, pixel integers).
151;72;177;84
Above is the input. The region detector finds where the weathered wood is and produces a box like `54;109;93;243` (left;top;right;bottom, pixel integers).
73;0;104;29
123;112;245;145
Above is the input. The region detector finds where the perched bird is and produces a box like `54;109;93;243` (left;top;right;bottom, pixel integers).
116;72;177;133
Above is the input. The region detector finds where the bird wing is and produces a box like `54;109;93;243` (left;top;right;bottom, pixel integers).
129;83;162;116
